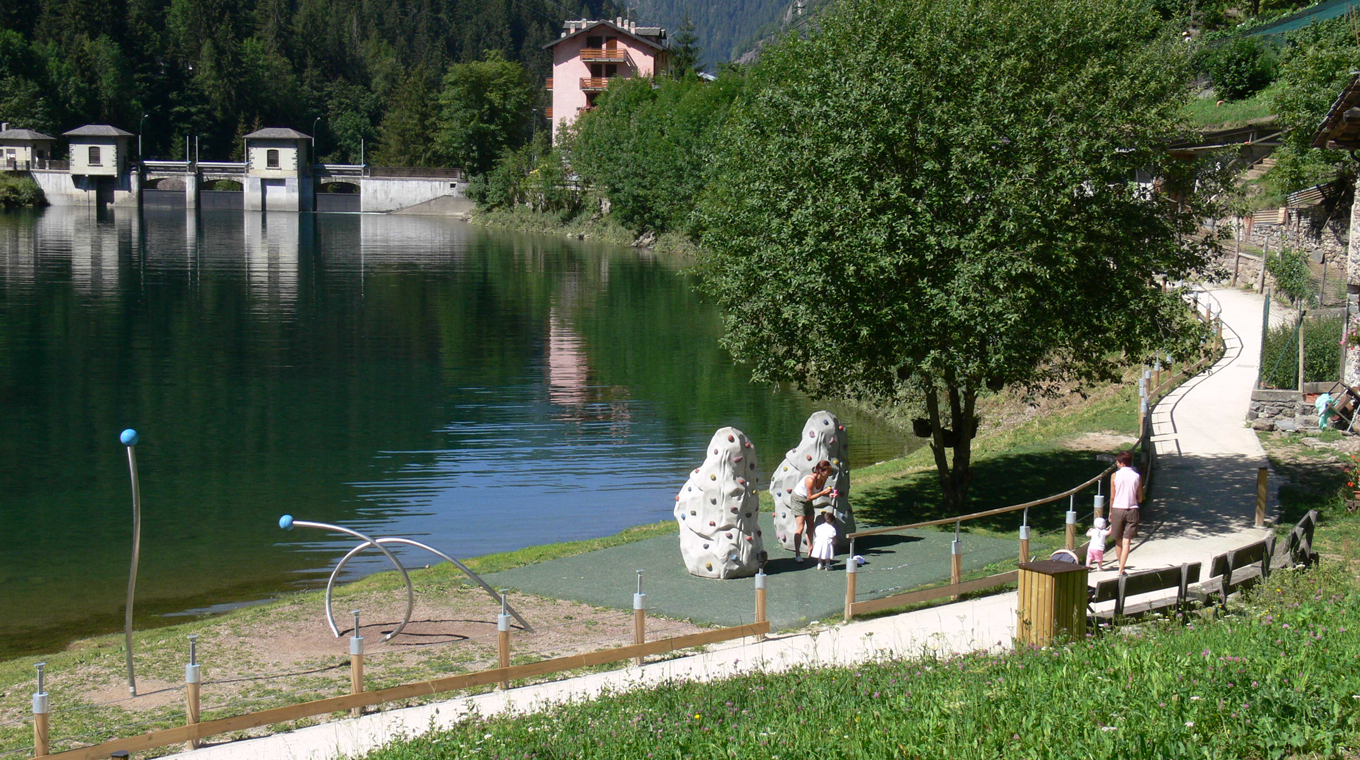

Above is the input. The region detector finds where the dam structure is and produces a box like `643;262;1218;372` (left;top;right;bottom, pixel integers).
3;123;470;215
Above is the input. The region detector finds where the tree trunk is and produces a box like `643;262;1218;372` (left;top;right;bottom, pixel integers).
927;377;977;515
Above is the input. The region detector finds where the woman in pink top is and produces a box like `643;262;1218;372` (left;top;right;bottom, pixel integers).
1108;450;1144;575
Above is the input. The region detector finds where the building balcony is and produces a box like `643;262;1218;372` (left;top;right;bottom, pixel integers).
580;77;611;91
546;77;553;90
580;48;626;62
545;107;553;119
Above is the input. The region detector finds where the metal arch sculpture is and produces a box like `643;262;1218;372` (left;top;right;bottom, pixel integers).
278;516;531;641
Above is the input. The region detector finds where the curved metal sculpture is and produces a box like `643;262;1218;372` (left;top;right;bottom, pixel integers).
120;429;142;697
279;516;414;641
325;537;532;633
279;516;532;641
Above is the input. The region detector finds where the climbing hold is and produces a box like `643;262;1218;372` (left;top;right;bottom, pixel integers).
710;474;717;480
727;434;734;442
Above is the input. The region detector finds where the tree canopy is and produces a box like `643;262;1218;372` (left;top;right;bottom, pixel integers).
697;0;1222;512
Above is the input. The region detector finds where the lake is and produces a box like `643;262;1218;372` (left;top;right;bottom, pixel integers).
0;207;911;658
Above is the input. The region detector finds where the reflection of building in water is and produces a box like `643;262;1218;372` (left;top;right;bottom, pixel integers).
548;309;590;408
243;212;300;312
34;208;131;296
358;213;470;266
0;212;37;287
546;308;632;435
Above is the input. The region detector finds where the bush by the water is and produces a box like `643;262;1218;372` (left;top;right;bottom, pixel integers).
365;564;1360;760
1260;315;1341;389
0;175;45;207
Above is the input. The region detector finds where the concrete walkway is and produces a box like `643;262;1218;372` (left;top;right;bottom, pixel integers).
163;288;1277;760
1096;286;1276;581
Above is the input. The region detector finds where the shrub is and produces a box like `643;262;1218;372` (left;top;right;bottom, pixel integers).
1260;314;1342;388
1266;246;1313;305
1199;37;1277;101
0;174;45;207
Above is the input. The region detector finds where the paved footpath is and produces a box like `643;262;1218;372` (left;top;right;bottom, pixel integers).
1093;286;1276;583
166;288;1276;760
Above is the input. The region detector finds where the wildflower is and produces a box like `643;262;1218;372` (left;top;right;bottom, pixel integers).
1185;722;1194;727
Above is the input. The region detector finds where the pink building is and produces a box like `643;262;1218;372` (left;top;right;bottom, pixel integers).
545;18;669;142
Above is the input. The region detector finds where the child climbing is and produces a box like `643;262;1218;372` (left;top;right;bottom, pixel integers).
811;512;838;570
1086;517;1110;571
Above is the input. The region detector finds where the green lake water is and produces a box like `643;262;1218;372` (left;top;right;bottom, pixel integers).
0;207;912;659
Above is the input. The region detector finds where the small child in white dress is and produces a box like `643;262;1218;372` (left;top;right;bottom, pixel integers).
1086;517;1110;571
811;513;838;570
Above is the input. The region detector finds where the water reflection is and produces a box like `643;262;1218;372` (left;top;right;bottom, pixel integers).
0;206;913;658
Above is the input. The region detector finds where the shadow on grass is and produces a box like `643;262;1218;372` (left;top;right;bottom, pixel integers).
855;446;1110;534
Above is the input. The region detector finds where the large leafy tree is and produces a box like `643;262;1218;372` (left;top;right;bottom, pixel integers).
434;51;533;176
698;0;1222;513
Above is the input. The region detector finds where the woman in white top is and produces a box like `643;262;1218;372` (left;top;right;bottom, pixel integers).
790;460;835;562
1108;450;1144;575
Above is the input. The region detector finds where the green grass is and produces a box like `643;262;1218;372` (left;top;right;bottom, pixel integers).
363;561;1360;760
1182;82;1281;129
852;378;1142;536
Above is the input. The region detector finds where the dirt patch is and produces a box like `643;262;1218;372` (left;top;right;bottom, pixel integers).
49;585;703;718
1063;432;1139;452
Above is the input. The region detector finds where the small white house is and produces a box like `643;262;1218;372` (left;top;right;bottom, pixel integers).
243;128;312;212
0;125;57;169
64;125;134;177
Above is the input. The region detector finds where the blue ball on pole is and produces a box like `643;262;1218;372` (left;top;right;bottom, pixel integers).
279;515;294;530
120;429;138;446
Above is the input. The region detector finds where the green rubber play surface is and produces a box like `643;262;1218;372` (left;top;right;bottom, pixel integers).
485;514;1020;630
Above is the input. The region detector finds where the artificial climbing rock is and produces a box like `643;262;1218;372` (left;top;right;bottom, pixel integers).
770;411;853;550
674;427;764;578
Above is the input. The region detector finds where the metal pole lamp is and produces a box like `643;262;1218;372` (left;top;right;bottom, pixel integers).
138;114;148;159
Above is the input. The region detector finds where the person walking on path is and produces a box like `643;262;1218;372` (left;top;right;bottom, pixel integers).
1109;450;1143;575
792;460;836;562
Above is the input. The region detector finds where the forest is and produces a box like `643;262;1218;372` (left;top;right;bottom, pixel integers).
0;0;620;165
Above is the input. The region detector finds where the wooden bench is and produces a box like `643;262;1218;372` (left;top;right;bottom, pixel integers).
1202;536;1276;606
1089;562;1201;624
1284;510;1319;568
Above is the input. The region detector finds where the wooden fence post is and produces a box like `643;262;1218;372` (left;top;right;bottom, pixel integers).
32;663;49;758
1297;307;1307;393
497;591;512;690
950;521;963;600
754;571;767;640
844;555;857;621
1018;508;1030;564
633;570;646;667
349;610;364;719
1256;467;1268;528
185;636;201;750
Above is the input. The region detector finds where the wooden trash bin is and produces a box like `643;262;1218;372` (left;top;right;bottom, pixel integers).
1015;560;1088;647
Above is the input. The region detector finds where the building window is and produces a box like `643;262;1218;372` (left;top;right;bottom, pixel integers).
266;149;280;169
88;146;101;166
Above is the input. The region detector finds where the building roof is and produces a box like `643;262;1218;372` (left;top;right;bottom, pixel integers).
544;19;666;51
244;127;311;140
0;128;56;142
1312;71;1360;149
63;124;134;138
